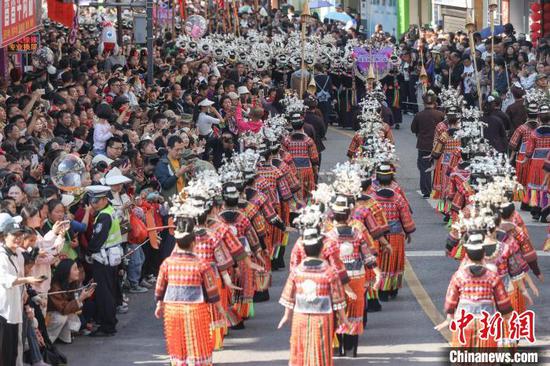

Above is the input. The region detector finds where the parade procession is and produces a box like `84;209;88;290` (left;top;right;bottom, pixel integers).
0;0;550;365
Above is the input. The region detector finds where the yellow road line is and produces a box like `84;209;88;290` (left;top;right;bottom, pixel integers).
329;124;451;343
328;125;355;139
404;258;452;343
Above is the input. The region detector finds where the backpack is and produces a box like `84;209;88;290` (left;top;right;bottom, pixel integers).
316;77;331;102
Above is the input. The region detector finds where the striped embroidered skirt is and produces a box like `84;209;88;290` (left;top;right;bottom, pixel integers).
290;313;334;366
365;241;380;300
296;167;316;200
515;151;529;187
232;259;255;319
209;276;228;350
509;281;526;315
431;157;444;200
450;316;499;349
254;253;271;291
163;302;213;366
336;276;366;336
526;158;549;208
379;234;405;291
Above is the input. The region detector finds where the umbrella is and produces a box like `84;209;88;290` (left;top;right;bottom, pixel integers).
309;0;333;9
238;5;252;13
479;25;505;39
324;11;352;23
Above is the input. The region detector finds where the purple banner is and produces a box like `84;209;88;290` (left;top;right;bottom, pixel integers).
352;47;393;73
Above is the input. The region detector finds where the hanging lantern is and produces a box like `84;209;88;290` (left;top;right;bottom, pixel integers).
531;22;542;32
532;12;542;22
531;3;541;12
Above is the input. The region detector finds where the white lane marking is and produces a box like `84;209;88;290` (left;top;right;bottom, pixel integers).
407;250;550;257
415;191;548;228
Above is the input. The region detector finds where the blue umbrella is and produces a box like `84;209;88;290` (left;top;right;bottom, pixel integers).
479;25;505;39
309;0;333;9
324;11;352;23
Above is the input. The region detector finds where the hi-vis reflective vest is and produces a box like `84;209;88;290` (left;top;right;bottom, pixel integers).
95;205;123;249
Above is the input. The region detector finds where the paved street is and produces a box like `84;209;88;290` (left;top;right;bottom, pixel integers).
60;116;550;365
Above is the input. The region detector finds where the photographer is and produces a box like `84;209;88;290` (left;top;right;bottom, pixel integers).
47;259;94;344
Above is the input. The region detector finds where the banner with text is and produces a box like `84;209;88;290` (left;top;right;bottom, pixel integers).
0;0;42;48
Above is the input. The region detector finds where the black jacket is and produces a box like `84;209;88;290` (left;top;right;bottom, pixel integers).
483;114;508;153
410;107;445;151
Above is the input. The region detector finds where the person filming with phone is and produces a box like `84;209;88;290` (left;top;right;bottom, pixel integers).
0;213;46;366
47;258;95;344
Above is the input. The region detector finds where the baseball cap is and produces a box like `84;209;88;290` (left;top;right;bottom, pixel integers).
0;213;23;235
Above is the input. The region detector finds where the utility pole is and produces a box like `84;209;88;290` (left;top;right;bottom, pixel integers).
117;0;123;46
88;1;155;86
146;0;154;86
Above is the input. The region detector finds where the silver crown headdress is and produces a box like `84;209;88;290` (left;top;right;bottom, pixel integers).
451;204;499;238
525;88;549;107
218;159;244;185
239;130;264;149
311;183;335;207
265;114;289;140
282;94;307;116
332;162;363;197
233;149;260;173
455;107;490;155
439;86;464;110
293;204;325;230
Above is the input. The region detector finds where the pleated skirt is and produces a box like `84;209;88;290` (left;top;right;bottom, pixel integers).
526;159;549;208
297;167;316;200
163;302;213;366
232;259;255;319
336;276;366;335
290;313;334;366
209;276;227;350
450;317;499;349
378;234;405;291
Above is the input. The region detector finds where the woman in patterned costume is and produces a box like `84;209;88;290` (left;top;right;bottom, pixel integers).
278;226;349;366
155;216;222;366
370;164;415;301
255;141;294;269
352;166;390;314
509;101;539;191
436;231;514;348
282;112;320;200
525;103;550;221
180;173;245;349
326;195;380;357
235;149;287;302
430;106;461;217
217;182;264;327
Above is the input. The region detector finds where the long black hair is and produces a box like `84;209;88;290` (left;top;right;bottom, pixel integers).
51;258;77;291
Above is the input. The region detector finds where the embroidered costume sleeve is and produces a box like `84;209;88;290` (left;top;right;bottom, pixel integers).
201;262;221;303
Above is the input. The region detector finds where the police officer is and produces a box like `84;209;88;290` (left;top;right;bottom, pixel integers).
86;185;123;337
